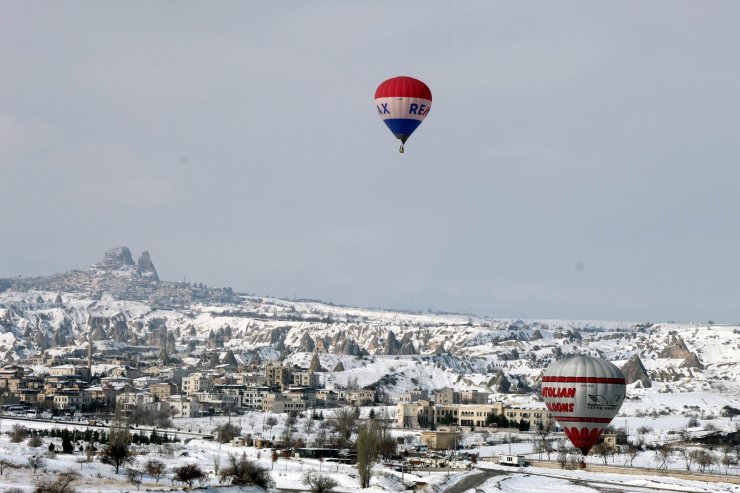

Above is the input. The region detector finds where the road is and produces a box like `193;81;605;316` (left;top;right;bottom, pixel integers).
458;467;728;493
444;469;505;493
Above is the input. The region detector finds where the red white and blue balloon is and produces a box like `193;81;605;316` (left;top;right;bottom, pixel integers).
374;76;432;152
541;354;627;456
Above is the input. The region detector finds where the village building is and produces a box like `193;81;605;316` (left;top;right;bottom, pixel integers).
396;400;552;430
420;430;459;450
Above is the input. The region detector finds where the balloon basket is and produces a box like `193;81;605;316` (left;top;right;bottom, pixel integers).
399;145;404;154
579;460;586;469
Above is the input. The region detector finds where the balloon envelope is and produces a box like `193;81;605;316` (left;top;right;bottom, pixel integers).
374;76;432;145
541;355;626;455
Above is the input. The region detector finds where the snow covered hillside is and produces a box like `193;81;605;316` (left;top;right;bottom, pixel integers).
1;248;740;419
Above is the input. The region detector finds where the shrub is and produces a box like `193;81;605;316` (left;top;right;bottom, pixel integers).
144;458;167;484
33;470;79;493
213;422;241;444
219;453;273;489
10;425;28;443
125;468;144;490
27;455;46;473
28;436;43;447
172;463;205;488
303;472;338;493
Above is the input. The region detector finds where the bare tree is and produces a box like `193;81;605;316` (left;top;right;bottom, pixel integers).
303;417;315;435
592;442;613;465
34;470;80;493
213;422;241;444
535;424;553;460
212;454;221;475
314;420;331;448
172;463;205;488
625;443;641;467
330;407;358;448
557;441;569;468
676;447;698;471
303;471;338;493
654;444;673;470
125;468;144;490
144;458;167;484
696;449;717;473
100;409;134;474
10;425;28;443
219;453;272;489
265;416;278;438
356;420;387;488
720;447;737;474
27;455;46;474
281;411;298;447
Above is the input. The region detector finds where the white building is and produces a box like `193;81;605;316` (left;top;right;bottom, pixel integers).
182;373;213;395
167;395;198;418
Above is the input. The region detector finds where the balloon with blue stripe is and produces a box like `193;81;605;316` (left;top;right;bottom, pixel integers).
375;76;432;153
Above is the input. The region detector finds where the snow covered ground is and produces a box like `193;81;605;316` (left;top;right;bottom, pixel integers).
0;410;737;493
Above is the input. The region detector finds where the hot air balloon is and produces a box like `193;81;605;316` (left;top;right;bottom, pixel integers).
541;354;626;461
374;76;432;153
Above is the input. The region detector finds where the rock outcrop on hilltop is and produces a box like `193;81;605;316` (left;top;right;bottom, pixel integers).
0;246;239;307
99;246;135;269
136;251;159;280
621;354;652;388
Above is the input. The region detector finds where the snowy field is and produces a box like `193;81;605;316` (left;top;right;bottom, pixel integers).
0;410;737;493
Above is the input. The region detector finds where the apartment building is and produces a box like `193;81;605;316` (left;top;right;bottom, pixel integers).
53;390;91;411
168;394;198;418
149;382;178;401
182;372;213;395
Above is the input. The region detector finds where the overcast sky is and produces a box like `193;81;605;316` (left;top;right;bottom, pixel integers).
2;2;740;323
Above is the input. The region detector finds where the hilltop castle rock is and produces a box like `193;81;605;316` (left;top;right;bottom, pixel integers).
0;246;238;307
99;246;135;269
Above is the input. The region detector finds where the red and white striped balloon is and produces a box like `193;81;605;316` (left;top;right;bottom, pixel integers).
541;355;626;456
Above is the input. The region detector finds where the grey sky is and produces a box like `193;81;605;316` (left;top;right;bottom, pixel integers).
2;2;740;323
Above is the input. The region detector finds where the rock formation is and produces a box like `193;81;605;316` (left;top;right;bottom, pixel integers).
136;251;159;280
659;335;693;359
384;331;402;355
100;247;135;270
621;354;652;388
680;352;704;370
298;333;315;352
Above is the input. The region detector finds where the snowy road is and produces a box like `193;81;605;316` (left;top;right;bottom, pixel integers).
462;467;732;493
444;469;506;493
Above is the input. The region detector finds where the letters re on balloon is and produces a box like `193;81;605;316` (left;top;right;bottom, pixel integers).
374;76;432;153
541;355;626;457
